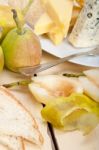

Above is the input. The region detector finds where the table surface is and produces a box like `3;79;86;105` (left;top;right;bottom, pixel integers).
0;1;99;149
0;50;99;150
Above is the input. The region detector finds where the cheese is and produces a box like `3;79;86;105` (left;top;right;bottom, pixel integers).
34;13;53;35
69;0;99;48
34;0;73;44
44;0;73;30
48;28;63;45
41;0;47;4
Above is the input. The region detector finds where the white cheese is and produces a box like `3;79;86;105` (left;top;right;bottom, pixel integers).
69;0;99;48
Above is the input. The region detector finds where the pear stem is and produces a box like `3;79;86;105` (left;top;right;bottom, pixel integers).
63;73;85;78
11;9;23;35
3;80;32;88
22;0;34;16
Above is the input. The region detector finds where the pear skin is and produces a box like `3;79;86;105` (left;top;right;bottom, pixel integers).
0;5;24;41
2;28;42;72
0;46;4;72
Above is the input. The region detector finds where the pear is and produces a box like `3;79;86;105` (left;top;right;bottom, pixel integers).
0;46;4;72
2;9;42;72
0;5;24;42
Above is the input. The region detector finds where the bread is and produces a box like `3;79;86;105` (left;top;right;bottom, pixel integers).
0;86;43;145
0;144;9;150
0;135;24;150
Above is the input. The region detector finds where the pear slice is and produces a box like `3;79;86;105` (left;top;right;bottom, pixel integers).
29;83;55;104
84;69;99;87
41;93;99;134
79;77;99;102
29;75;83;104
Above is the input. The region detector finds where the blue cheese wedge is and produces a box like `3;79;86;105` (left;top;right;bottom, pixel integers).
69;0;99;48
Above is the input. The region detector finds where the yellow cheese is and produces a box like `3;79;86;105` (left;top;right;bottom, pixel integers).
44;0;73;31
47;25;64;45
34;13;53;35
41;0;47;4
44;0;74;44
48;30;64;45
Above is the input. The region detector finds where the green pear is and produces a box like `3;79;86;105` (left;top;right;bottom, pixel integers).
0;46;4;72
0;5;24;42
2;9;42;72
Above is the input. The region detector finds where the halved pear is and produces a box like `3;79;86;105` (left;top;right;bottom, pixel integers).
29;75;83;104
41;93;99;134
79;77;99;102
84;69;99;87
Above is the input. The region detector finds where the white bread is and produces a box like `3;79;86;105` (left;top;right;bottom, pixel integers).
0;144;9;150
0;135;24;150
0;86;43;145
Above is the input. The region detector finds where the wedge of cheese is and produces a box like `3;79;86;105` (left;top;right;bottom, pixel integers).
47;25;63;45
69;0;99;47
48;30;64;45
44;0;73;31
34;13;53;35
45;0;73;44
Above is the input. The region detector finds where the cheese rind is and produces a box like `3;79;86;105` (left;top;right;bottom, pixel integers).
69;0;99;48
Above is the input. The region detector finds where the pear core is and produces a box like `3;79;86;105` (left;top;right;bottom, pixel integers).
2;28;42;72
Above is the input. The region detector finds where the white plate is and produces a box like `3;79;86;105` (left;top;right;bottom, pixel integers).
40;36;99;67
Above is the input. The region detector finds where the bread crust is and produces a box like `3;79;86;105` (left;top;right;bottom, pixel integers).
0;86;44;145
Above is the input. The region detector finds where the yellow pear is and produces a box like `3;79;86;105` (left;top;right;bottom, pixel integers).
0;5;24;41
0;46;4;72
2;9;42;72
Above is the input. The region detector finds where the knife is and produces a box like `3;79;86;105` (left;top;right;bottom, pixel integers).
18;48;99;77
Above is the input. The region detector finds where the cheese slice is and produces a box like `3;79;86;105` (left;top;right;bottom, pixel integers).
44;0;73;30
69;0;99;47
45;0;73;44
34;13;53;35
47;25;63;45
41;0;47;4
48;30;64;45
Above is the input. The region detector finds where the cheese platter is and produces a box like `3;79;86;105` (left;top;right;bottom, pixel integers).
0;0;99;150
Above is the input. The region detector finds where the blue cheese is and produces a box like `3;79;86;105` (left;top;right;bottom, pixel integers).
69;0;99;48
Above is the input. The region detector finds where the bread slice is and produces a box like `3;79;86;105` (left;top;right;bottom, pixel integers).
0;86;43;145
0;144;9;150
0;135;24;150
